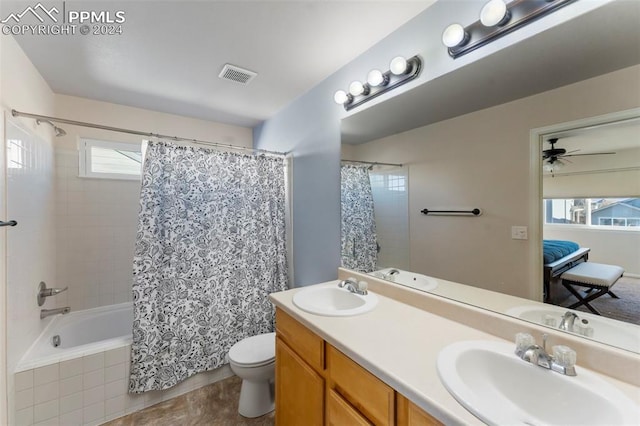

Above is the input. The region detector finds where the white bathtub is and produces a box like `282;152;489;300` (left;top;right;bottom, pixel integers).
16;302;133;372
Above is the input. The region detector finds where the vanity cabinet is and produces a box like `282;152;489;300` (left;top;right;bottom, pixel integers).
275;308;442;426
275;309;325;425
396;394;441;426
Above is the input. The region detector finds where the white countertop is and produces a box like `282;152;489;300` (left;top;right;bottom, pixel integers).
270;280;640;425
271;280;497;424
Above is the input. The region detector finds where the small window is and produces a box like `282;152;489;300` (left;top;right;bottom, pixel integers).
79;139;144;180
544;198;640;229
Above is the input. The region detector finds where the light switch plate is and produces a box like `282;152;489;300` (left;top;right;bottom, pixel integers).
511;226;528;240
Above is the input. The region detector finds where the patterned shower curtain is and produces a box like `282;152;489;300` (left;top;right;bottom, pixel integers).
341;165;378;273
129;141;288;393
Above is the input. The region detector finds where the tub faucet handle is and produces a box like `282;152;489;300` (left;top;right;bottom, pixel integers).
37;282;68;306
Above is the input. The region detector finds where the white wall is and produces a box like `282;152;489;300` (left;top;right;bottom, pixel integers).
347;65;640;300
1;35;57;424
52;95;253;311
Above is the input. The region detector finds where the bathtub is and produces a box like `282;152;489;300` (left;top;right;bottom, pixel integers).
16;302;133;372
12;301;233;425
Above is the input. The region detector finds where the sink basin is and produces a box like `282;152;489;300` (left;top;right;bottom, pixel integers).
506;305;640;353
292;285;378;317
437;340;639;425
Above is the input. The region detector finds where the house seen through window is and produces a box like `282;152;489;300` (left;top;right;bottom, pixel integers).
544;198;640;228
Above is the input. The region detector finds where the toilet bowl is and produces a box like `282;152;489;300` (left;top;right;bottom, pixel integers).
228;332;276;418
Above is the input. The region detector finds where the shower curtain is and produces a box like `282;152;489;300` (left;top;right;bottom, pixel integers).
341;165;378;273
129;141;288;393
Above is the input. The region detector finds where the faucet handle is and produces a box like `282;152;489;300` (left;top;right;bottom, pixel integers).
515;332;535;353
357;280;368;295
553;345;577;368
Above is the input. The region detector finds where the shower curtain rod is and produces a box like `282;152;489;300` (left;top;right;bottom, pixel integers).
341;159;403;167
11;109;288;157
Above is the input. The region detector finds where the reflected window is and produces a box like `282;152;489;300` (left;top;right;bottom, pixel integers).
544;198;640;229
388;174;406;192
7;139;25;169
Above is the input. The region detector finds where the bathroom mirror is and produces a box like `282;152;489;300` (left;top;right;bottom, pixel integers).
340;1;640;353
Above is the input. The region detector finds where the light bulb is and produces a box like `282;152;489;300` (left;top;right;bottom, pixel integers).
389;56;408;75
480;0;509;27
349;80;365;96
544;159;564;173
367;69;386;87
442;23;468;48
334;90;349;105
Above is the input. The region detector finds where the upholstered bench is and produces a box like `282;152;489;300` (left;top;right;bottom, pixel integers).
561;262;624;315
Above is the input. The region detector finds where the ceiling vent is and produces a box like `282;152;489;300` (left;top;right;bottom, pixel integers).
218;64;257;85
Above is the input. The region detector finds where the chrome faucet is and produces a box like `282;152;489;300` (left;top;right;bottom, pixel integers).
40;307;70;319
515;333;577;376
387;269;400;276
559;311;578;331
338;278;368;295
37;282;68;306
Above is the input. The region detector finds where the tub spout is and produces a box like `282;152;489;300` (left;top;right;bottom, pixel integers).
40;307;70;319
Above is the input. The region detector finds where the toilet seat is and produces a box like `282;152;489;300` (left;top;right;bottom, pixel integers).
229;332;276;367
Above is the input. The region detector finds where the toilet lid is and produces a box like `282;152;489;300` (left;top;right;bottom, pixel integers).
229;332;276;366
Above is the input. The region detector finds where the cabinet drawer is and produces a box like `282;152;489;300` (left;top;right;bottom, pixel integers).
275;308;324;372
327;345;394;426
327;389;373;426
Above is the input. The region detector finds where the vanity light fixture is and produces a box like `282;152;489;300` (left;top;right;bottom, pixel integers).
333;90;351;105
367;69;388;87
443;0;577;59
334;55;422;111
349;80;368;97
480;0;510;27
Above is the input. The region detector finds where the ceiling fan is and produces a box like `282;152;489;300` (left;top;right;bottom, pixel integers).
542;137;616;175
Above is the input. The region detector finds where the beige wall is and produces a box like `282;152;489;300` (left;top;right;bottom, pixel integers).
1;34;57;424
347;65;640;300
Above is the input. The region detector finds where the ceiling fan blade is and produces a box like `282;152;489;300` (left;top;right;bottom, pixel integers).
563;152;616;157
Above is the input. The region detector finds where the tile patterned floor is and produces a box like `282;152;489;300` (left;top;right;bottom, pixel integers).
102;376;274;426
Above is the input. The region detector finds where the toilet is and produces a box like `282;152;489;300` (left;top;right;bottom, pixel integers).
228;332;276;418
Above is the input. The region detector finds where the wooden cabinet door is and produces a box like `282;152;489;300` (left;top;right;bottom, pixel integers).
275;337;324;426
327;389;373;426
396;394;442;426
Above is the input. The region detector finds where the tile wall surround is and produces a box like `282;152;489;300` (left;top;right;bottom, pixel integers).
370;168;409;270
5;120;57;375
13;345;233;426
52;148;140;311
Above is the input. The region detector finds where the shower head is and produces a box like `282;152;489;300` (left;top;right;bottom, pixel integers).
36;119;66;137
